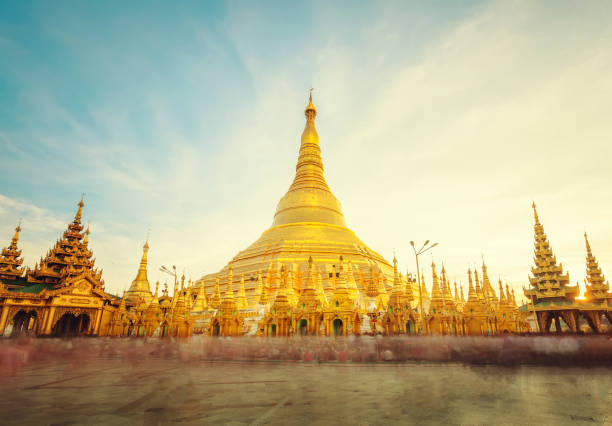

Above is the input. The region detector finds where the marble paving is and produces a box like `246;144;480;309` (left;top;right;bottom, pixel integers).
1;356;611;425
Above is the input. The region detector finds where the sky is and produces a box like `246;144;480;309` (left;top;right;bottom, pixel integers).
1;1;611;300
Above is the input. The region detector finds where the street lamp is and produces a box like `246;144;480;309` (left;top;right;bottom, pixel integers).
410;240;438;333
159;265;178;293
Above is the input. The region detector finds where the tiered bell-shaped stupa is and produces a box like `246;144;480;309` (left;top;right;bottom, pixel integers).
200;94;395;302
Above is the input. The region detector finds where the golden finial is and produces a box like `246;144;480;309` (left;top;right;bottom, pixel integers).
531;201;540;224
11;220;22;246
305;88;316;117
83;223;90;244
75;193;85;223
584;231;592;254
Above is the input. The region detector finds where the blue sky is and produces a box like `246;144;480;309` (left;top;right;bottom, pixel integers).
1;1;611;297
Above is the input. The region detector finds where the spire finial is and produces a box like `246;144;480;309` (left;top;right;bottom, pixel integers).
531;201;540;224
75;194;85;223
584;231;592;253
11;221;22;246
305;88;316;118
83;223;90;245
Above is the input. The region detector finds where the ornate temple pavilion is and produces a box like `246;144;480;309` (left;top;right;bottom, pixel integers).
0;199;194;338
524;203;612;332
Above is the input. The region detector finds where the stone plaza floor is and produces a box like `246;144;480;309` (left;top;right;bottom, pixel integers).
1;338;612;425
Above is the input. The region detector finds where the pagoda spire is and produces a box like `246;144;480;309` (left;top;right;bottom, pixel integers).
474;269;485;302
524;203;577;303
74;194;85;224
191;279;208;312
149;282;160;308
126;239;153;304
481;259;497;303
440;264;454;305
0;223;25;280
463;269;482;312
237;273;249;309
429;261;445;315
83;225;90;245
584;232;610;300
272;91;346;227
346;261;359;295
498;279;507;304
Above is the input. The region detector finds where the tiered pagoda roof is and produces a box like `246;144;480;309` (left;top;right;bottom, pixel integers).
0;224;25;282
26;197;103;288
524;203;578;303
584;232;611;304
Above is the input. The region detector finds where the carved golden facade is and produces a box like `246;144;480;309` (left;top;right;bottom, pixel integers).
0;199;118;337
0;199;194;338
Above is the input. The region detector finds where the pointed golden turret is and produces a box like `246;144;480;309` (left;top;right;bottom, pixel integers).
584;232;611;301
498;279;507;305
237;273;249;309
463;269;484;314
75;194;84;224
148;282;160;310
298;256;320;311
336;256;348;289
429;262;445;315
191;279;208;312
0;223;25;280
524;203;578;303
126;240;153;304
440;265;454;308
481;260;497;304
83;225;90;245
474;269;485;303
346;260;359;297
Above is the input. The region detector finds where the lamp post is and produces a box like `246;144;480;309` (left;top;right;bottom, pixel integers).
159;265;178;293
410;240;438;334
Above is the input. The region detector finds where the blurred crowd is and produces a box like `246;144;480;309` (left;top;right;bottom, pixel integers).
2;335;612;377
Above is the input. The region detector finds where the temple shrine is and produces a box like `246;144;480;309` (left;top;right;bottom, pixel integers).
3;95;611;338
524;203;612;332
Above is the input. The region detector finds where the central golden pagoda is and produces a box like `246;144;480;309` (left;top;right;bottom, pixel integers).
201;94;394;300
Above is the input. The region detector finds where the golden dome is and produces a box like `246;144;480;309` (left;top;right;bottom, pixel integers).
200;93;394;301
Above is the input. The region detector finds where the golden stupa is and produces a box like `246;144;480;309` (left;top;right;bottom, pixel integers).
200;93;395;301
